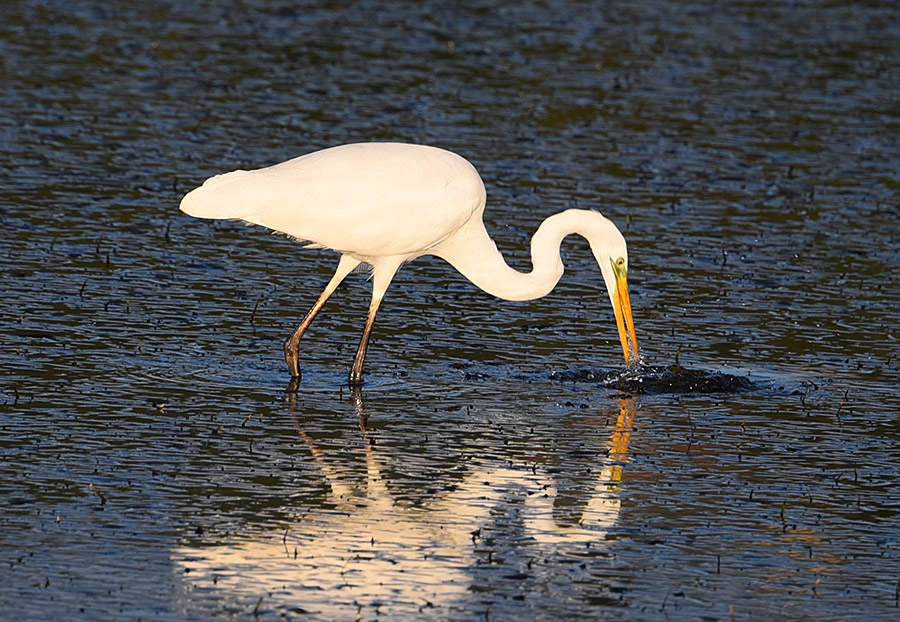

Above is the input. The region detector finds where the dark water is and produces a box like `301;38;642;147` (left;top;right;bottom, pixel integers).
2;1;899;620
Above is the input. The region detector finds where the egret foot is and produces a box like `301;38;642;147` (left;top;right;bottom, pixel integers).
284;334;302;378
348;369;364;386
285;376;301;396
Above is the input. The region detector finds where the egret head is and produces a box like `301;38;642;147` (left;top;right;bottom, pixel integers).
588;213;640;368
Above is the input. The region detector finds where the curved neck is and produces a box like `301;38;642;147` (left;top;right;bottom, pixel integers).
432;210;587;301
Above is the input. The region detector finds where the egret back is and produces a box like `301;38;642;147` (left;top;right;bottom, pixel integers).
180;143;487;258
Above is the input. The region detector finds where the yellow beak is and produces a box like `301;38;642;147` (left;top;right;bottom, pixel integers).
611;260;639;368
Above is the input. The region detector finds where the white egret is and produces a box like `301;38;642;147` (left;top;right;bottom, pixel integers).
180;142;639;384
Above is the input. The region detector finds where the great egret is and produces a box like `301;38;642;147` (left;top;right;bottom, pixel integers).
180;142;639;384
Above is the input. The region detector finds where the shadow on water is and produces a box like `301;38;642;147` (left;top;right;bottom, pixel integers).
174;388;638;619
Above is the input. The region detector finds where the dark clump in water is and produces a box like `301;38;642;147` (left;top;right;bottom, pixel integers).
551;365;753;395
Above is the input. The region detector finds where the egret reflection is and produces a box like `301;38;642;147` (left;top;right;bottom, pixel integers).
175;394;638;617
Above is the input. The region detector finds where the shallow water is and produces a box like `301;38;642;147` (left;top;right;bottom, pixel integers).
2;0;900;620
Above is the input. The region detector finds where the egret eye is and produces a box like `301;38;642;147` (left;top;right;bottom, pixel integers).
615;257;626;268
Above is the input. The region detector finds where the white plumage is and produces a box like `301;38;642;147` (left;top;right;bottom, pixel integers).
181;142;638;384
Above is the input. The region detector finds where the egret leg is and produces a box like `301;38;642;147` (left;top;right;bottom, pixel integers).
349;297;383;386
284;255;360;378
348;258;402;386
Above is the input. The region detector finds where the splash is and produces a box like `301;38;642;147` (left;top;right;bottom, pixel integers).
551;363;753;395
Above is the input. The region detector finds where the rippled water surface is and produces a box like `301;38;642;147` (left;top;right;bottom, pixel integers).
2;1;899;620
